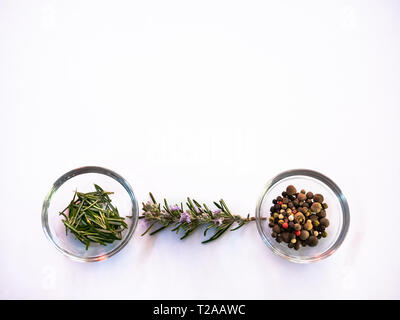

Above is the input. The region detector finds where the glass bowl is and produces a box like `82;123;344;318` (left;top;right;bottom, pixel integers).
42;166;139;262
255;169;350;263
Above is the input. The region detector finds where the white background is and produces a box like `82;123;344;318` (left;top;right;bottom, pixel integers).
1;0;399;299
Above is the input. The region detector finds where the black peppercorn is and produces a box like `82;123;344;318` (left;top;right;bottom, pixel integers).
306;191;314;199
281;232;290;243
286;185;297;196
307;236;318;247
313;194;324;203
320;218;330;228
274;204;281;211
273;224;281;234
272;199;277;204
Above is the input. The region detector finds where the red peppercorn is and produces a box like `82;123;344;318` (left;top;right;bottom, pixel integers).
292;209;297;214
278;201;283;205
282;222;288;229
295;230;301;236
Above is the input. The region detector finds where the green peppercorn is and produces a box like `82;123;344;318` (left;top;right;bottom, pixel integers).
269;216;275;223
312;220;320;227
273;212;279;219
286;185;297;196
323;203;328;209
321;231;327;238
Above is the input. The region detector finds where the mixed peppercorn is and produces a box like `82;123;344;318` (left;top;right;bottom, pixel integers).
268;185;330;250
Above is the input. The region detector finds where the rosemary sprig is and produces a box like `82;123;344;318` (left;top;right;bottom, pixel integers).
139;193;256;243
60;184;128;250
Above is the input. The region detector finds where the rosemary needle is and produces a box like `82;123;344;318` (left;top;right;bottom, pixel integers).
59;184;127;250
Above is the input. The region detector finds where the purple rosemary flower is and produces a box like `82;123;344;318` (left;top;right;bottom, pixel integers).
214;218;224;226
169;205;180;211
194;206;200;214
179;212;191;223
212;209;222;216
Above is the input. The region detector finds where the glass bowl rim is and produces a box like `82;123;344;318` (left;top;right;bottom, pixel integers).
41;166;139;262
255;168;350;263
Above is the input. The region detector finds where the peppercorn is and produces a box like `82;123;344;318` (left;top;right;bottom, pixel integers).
300;230;309;240
295;230;301;237
304;220;313;231
282;191;287;197
283;197;289;204
294;212;305;224
272;232;277;238
278;214;284;220
310;202;322;213
269;217;275;223
291;238;297;244
286;208;292;215
288;202;294;209
274;203;281;211
281;204;288;210
272;199;277;204
277;196;283;201
288;214;294;221
321;231;327;238
313;231;319;237
312;220;320;227
293;199;299;206
309;214;318;221
294;241;301;250
294;223;301;231
308;236;318;247
282;222;288;229
320;218;330;228
273;224;281;234
303;202;309;208
281;232;290;243
313;194;324;203
306;191;314;199
300;189;306;194
276;237;282;243
270;206;275;212
288;221;295;229
323;203;328;209
317;210;326;218
288;242;294;248
273;212;279;219
297;193;307;201
268;222;275;228
286;185;297;196
278;219;284;225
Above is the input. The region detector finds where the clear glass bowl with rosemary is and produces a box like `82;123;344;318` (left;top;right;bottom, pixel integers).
256;169;350;263
42;166;139;262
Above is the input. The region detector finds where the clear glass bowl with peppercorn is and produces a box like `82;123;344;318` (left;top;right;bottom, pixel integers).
255;169;350;263
42;166;139;262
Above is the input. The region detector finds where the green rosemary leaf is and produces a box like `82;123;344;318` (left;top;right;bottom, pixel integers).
149;192;156;204
202;222;234;243
230;222;245;231
141;220;158;236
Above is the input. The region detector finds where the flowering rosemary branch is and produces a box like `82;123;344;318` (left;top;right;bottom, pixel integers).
139;193;256;243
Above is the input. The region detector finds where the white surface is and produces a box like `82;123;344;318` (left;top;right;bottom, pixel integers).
1;0;399;299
